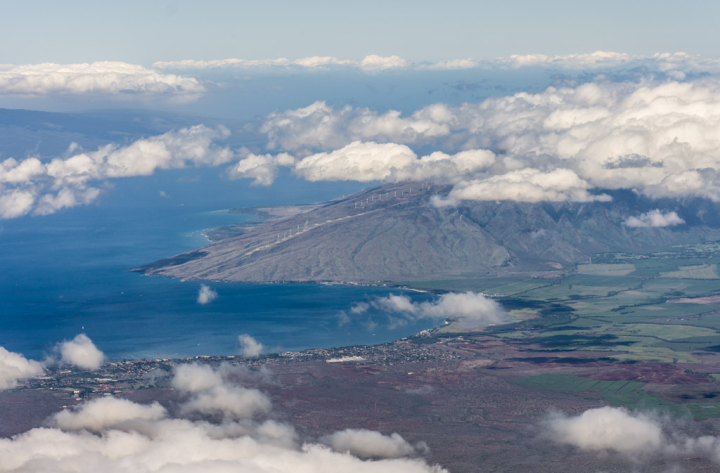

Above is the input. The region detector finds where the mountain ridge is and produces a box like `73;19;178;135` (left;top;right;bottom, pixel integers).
134;183;720;283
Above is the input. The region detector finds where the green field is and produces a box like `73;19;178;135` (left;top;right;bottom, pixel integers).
473;244;720;366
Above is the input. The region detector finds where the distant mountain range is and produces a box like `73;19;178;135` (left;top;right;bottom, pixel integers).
134;182;720;283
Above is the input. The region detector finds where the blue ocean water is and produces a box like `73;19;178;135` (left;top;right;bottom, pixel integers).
0;173;438;361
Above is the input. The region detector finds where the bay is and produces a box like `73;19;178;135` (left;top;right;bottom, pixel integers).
0;174;438;361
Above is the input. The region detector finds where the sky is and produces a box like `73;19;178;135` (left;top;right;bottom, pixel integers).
1;0;719;65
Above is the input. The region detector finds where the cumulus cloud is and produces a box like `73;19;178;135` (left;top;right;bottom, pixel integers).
0;61;204;97
0;125;232;218
49;397;167;433
321;429;417;459
0;363;445;473
295;142;418;182
257;76;720;202
260;101;454;151
546;406;720;465
228;152;294;185
232;141;495;187
0;189;35;219
623;209;685;228
171;363;223;393
546;407;665;455
370;292;511;328
173;363;271;419
56;334;105;370
238;334;264;358
197;284;218;304
0;346;44;390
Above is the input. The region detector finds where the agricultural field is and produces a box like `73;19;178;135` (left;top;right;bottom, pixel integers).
476;244;720;363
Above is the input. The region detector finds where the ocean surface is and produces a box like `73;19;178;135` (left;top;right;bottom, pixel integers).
0;173;438;361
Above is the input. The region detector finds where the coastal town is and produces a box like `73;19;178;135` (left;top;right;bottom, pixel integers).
17;329;463;401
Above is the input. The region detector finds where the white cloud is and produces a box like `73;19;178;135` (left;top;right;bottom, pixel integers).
321;429;417;459
545;406;720;465
0;346;44;390
623;209;685;227
260;101;454;151
360;55;409;71
34;187;101;216
197;284;218;304
371;292;511;328
294;142;419;182
171;363;223;393
228;152;294;186
492;51;720;75
444;168;611;204
180;383;272;419
0;125;232;219
0;61;205;97
258;76;720;202
0;362;446;473
0;189;35;219
425;59;479;70
292;56;355;67
546;407;664;455
495;51;636;69
153;55;409;72
56;334;105;371
49;397;167;433
238;334;264;358
151;51;720;78
0;419;445;473
236;142;496;186
173;363;271;419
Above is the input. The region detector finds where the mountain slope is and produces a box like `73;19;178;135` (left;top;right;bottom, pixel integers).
135;183;720;283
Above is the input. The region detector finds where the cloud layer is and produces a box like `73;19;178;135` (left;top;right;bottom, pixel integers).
154;55;411;72
231;141;496;188
0;362;445;473
0;62;204;97
250;76;720;203
152;51;720;76
0;125;232;218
